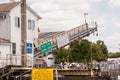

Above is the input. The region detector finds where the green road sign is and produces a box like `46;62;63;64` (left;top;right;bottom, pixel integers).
40;41;52;54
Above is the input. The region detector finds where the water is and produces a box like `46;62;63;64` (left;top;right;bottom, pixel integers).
9;76;110;80
55;76;111;80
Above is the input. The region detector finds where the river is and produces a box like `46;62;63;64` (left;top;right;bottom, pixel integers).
55;76;111;80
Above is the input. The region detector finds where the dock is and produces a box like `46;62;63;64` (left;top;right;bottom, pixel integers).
0;65;101;80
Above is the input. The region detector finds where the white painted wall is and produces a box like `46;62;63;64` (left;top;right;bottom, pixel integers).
26;8;38;41
26;8;39;66
0;14;11;40
10;4;39;55
10;4;21;54
0;3;39;67
26;7;39;67
0;43;11;68
43;54;55;67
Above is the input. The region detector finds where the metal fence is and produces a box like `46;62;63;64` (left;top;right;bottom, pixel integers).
101;69;120;80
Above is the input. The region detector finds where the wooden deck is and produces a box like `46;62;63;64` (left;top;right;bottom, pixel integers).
0;65;101;80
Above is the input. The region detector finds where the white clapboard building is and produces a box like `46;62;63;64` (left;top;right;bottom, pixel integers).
0;0;41;68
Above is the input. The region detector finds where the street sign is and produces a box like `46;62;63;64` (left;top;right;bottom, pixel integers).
57;34;69;48
40;41;52;54
26;43;32;54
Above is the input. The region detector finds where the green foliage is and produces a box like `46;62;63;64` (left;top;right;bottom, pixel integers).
108;52;120;58
53;48;70;63
68;39;91;63
53;39;109;63
92;43;105;62
96;40;108;61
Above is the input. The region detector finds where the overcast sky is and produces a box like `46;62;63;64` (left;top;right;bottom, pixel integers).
1;0;120;52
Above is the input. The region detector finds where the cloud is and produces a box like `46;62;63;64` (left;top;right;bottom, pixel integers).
111;17;120;29
0;0;119;52
108;0;120;8
104;32;120;52
87;0;103;3
0;0;8;3
104;32;120;43
30;0;97;32
30;1;60;13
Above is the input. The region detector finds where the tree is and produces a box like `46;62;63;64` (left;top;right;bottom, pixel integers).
69;39;108;62
69;39;91;63
108;52;120;58
92;43;105;62
53;48;70;63
53;39;109;63
96;40;108;61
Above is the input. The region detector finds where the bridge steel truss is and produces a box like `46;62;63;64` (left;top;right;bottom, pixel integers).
34;22;98;59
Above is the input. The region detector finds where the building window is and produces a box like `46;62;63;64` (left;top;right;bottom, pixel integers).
12;43;16;54
0;14;6;20
28;19;35;30
15;16;20;28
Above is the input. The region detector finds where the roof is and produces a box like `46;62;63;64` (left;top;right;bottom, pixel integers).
38;31;65;39
0;2;21;12
26;5;42;19
0;2;41;19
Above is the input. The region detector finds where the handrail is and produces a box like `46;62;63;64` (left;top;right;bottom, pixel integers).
0;54;33;68
34;22;97;59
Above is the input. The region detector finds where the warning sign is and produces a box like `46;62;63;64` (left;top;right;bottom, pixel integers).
32;68;54;80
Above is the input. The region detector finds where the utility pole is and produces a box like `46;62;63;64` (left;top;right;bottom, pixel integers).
90;43;93;70
91;43;92;63
83;13;88;29
21;0;27;66
89;42;94;76
84;13;88;23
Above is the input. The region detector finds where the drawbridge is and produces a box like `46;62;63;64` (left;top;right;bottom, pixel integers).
34;22;98;59
0;22;98;79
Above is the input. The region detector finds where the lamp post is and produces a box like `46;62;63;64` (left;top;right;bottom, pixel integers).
90;43;93;70
84;13;88;23
90;43;94;76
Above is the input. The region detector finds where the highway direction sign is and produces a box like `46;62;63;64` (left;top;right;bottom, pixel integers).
40;41;52;54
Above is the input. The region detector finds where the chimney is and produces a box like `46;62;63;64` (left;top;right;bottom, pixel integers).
21;0;27;66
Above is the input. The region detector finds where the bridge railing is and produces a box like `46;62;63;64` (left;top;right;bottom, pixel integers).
38;23;88;44
34;22;97;58
0;54;33;68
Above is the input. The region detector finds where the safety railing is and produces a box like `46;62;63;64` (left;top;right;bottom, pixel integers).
0;54;33;68
34;22;97;58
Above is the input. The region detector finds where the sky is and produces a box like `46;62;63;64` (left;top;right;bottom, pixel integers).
0;0;120;52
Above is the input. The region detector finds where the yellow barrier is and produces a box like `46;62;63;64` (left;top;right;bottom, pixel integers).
32;68;54;80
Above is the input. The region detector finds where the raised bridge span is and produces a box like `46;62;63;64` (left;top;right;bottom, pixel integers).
0;22;98;79
34;22;98;59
